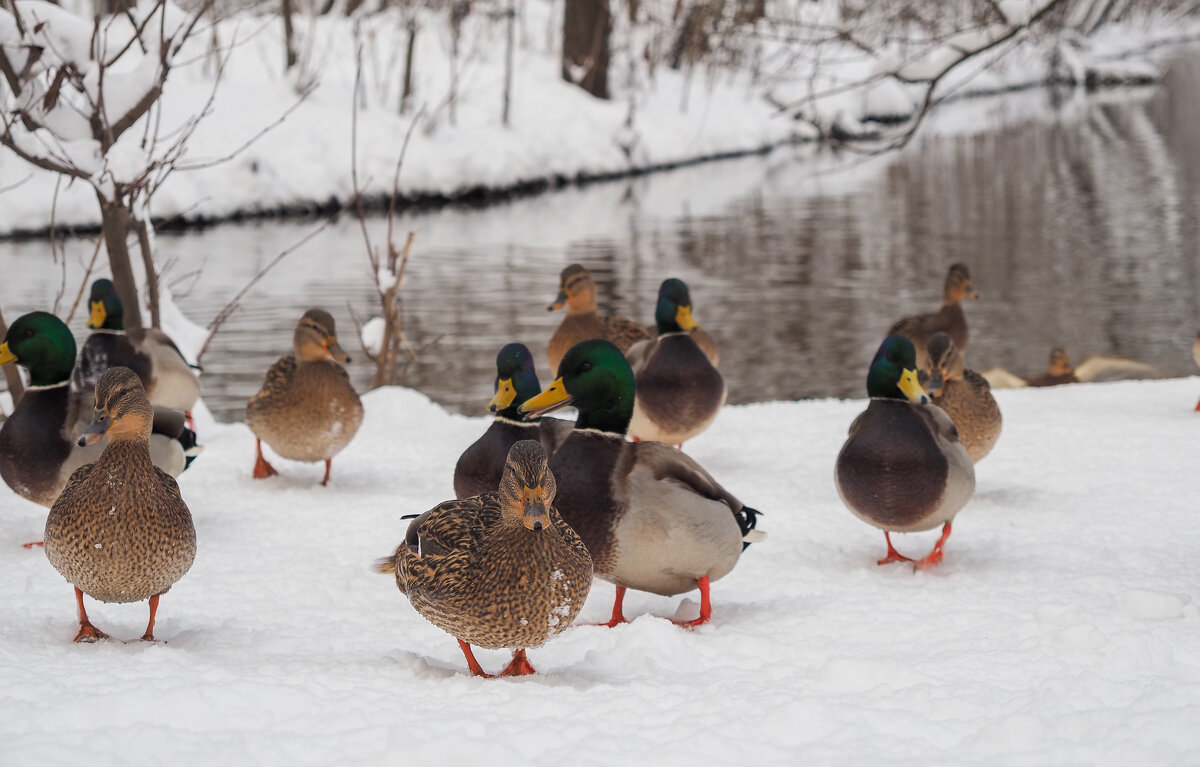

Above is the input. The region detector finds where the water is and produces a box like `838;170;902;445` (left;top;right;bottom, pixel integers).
3;54;1200;422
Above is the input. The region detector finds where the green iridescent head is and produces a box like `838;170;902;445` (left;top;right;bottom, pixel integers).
0;311;77;387
867;334;929;403
87;278;124;330
654;278;699;334
519;339;634;434
488;343;544;419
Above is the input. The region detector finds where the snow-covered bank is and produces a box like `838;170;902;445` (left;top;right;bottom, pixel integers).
1;0;1198;237
2;377;1199;764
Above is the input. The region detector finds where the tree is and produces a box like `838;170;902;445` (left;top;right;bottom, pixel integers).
562;0;611;98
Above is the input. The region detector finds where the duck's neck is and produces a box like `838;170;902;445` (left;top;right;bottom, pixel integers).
576;400;632;435
98;437;153;468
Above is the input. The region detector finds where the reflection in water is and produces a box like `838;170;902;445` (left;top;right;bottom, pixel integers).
2;54;1199;422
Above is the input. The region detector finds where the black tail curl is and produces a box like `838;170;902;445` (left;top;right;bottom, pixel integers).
736;506;762;550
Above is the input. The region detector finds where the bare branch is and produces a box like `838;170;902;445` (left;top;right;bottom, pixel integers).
63;238;104;326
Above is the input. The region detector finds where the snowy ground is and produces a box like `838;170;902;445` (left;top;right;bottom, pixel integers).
2;376;1199;764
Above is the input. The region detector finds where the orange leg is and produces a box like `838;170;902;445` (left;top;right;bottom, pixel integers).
21;541;44;549
596;585;628;628
185;411;195;429
72;587;109;643
252;439;278;479
498;648;537;676
320;458;332;487
456;639;493;677
672;575;713;629
877;531;914;565
140;594;161;642
1194;396;1200;412
914;523;952;571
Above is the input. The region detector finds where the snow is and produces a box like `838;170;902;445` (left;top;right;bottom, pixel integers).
2;376;1200;764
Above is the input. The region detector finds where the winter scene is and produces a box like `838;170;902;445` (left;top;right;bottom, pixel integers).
1;0;1199;763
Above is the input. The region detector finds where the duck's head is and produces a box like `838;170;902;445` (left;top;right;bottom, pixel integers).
520;339;634;434
79;366;154;445
488;342;542;418
654;278;699;334
498;440;557;531
294;309;350;363
943;263;980;304
925;332;964;397
87;278;125;330
547;263;597;315
868;334;929;404
0;311;77;387
1046;347;1073;377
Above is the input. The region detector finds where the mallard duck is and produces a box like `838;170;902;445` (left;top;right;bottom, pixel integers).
453;343;573;499
626;278;726;446
377;440;592;677
889;263;980;371
246;309;363;486
546;264;652;373
0;312;192;509
835;334;975;570
1025;348;1078;387
44;367;196;642
925;333;1001;463
72;279;200;416
519;339;763;627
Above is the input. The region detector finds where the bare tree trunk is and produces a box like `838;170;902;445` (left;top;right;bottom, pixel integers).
0;304;25;407
562;0;611;99
98;195;144;333
134;217;161;329
400;20;417;114
502;0;515;125
282;0;298;70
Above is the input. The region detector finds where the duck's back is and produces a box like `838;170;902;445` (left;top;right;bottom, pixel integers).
0;386;76;507
246;355;363;461
933;371;1001;462
44;444;195;604
890;305;968;368
454;419;543;499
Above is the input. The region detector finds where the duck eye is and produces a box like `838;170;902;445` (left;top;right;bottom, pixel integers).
579;361;593;373
23;329;33;338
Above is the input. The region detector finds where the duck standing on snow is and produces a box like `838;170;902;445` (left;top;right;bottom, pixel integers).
44;367;196;642
520;339;763;627
545;264;651;373
924;333;1001;463
626;278;726;447
246;309;363;486
72;279;200;419
836;335;975;570
889;263;979;371
378;440;592;677
1025;348;1078;387
0;312;192;510
454;343;573;499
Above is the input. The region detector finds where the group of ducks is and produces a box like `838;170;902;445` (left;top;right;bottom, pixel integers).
1;262;1189;677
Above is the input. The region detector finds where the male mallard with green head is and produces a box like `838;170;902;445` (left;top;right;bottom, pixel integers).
73;279;200;417
44;367;196;642
246;309;363;486
925;333;1002;463
889;263;980;371
520;339;763;628
546;264;651;373
378;440;592;677
836;334;975;570
626;278;726;446
0;312;193;510
454;343;573;499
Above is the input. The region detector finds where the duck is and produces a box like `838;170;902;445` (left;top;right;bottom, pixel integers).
245;309;363;486
1025;348;1078;387
519;339;763;627
377;440;592;677
453;343;574;499
545;264;652;373
889;263;980;371
0;312;194;509
44;366;196;642
924;333;1001;463
835;334;975;570
626;278;726;446
72;278;200;417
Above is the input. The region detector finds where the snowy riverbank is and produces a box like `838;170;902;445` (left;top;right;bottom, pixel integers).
2;377;1199;764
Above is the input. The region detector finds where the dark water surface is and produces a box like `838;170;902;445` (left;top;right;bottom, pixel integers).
3;53;1200;422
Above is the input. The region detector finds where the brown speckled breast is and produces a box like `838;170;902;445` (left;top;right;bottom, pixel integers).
933;371;1002;463
44;442;195;604
246;356;363;462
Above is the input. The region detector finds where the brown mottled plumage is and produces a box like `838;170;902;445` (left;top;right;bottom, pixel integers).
1026;348;1078;387
925;333;1002;463
378;440;592;677
546;264;651;373
44;367;196;642
246;309;363;486
889;263;980;371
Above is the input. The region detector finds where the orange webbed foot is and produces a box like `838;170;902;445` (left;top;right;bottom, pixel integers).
877;531;913;565
497;649;537;676
74;623;110;643
21;541;44;549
